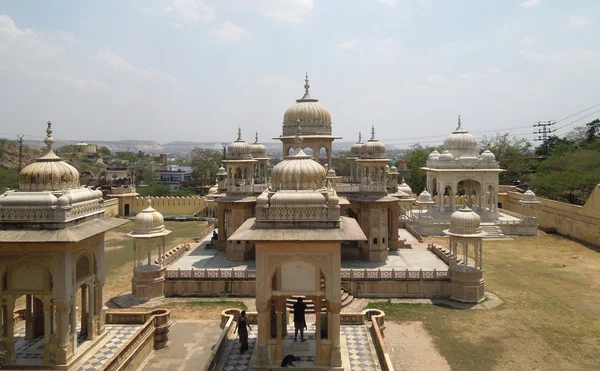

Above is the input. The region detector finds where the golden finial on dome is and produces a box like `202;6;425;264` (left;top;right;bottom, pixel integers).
45;121;54;150
358;132;362;143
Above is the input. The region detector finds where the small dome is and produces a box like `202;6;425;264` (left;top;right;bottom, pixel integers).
417;190;434;203
19;122;80;192
350;133;364;155
282;74;332;136
439;150;455;161
444;116;478;157
57;193;70;207
398;177;412;194
521;189;540;203
130;200;170;236
227;128;252;159
480;149;496;161
327;168;337;178
217;166;226;177
448;207;483;235
428;150;440;160
256;191;269;206
361;126;386;158
251;132;268;159
270;147;326;191
328;189;340;206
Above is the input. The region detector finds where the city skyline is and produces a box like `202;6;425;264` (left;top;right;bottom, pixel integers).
1;0;599;146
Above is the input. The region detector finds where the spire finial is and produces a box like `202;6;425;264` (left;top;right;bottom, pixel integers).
294;119;303;149
237;127;242;141
147;198;152;208
304;72;310;94
457;114;462;130
358;132;362;143
255;131;259;143
371;125;376;140
44;121;55;150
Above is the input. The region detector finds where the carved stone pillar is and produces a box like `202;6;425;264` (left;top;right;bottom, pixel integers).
329;302;342;367
54;300;72;364
255;301;269;366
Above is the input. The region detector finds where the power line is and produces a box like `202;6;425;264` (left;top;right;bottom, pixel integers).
553;108;600;135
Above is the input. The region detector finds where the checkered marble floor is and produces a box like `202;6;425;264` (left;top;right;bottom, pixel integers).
77;325;140;371
220;324;380;370
14;324;95;360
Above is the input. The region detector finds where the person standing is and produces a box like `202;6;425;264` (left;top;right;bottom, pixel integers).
293;297;308;342
234;310;251;352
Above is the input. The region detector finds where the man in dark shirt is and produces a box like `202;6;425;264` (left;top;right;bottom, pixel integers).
293;297;307;342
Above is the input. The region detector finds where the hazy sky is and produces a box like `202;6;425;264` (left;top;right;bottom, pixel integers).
1;0;599;147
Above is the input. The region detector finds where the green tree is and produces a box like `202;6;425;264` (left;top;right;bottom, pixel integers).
137;184;171;196
190;148;223;193
134;156;156;186
585;119;600;143
479;133;534;185
404;144;430;195
0;168;19;191
98;146;111;157
334;151;351;176
117;151;137;163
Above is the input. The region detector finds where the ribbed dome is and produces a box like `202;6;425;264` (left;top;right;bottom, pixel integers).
480;149;496;161
350;133;364;155
417;190;434;204
388;165;399;175
361;127;386;159
217;166;226;177
444;116;478;158
428;150;440;160
251;132;268;159
282;74;332;136
19;122;80;192
439;150;455;161
398;177;412;194
328;189;340;206
130;200;169;237
448;207;483;235
256;191;269;206
521;190;539;203
270;148;326;190
227;128;252;159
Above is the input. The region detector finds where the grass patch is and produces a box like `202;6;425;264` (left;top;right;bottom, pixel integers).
366;234;600;371
184;301;248;310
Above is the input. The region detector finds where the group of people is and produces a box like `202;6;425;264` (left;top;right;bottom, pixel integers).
234;297;308;353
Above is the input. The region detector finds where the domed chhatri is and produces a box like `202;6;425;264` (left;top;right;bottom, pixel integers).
398;177;412;194
129;199;171;237
417;190;434;204
350;132;364;156
227;128;253;159
521;189;539;203
282;73;332;136
270;144;327;191
251;132;268;159
444;206;487;237
480;149;496;161
19;121;80;191
443;115;479;158
361;126;386;159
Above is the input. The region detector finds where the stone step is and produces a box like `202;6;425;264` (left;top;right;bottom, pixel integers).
286;289;354;314
481;225;506;238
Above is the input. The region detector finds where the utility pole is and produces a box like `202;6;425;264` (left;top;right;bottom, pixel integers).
17;134;24;172
533;121;556;158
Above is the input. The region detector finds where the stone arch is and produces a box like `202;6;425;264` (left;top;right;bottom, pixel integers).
74;251;95;284
2;258;53;294
266;254;331;297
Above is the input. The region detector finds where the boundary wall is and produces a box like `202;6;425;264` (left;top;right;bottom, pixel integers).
104;198;119;217
499;184;600;246
131;196;206;215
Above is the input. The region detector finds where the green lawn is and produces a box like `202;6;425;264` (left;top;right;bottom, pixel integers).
366;234;600;371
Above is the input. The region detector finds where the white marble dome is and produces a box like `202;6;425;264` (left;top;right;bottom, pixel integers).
417;190;434;204
361;127;386;159
480;149;496;161
447;207;483;235
251;133;268;159
439;150;455;161
428;150;440;160
521;190;540;203
130;200;170;237
270;148;326;190
444;116;478;158
350;133;364;156
227;129;252;159
282;75;332;136
398;177;412;194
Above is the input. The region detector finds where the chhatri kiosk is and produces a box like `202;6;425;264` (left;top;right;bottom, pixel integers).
229;132;366;368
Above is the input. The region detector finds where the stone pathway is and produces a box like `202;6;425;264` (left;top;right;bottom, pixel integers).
77;325;141;370
383;321;451;371
141;320;222;371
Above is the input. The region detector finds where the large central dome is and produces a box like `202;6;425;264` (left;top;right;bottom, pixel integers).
282;74;332;136
443;115;479;158
270;132;327;190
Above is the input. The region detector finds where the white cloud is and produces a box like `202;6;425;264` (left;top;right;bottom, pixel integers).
340;40;358;50
210;21;252;42
427;74;447;85
164;0;215;22
522;49;600;64
261;74;289;86
137;7;150;13
369;38;395;55
92;50;176;83
261;0;315;23
377;0;398;8
519;0;540;8
567;16;592;29
173;22;184;29
520;36;536;45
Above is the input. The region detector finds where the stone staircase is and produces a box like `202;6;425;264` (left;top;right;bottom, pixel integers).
481;224;506;239
286;289;354;313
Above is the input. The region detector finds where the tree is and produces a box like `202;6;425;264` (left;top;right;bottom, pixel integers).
190;148;223;193
404;144;430;195
334;151;351;176
98;146;111;157
117;151;137;163
133;156;156;186
479;133;534;185
585;119;600;143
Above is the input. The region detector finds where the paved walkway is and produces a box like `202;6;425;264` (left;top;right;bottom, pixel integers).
142;320;222;371
384;321;451;371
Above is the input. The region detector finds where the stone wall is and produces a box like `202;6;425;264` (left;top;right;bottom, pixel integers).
132;196;206;216
499;184;600;246
104;198;119;217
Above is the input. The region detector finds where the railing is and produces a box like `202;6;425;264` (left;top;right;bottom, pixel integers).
496;219;521;225
166;268;449;280
155;243;191;266
499;208;522;218
195;224;215;242
367;309;394;371
404;222;424;243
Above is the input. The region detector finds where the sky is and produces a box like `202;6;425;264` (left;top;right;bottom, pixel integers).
1;0;599;148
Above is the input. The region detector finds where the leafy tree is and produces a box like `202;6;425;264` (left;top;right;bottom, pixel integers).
190;148;223;192
138;184;171;196
269;157;281;167
117;151;138;163
480;133;534;185
585;119;600;143
173;187;197;196
133;156;156;186
334;151;351;176
404;144;430;195
0;168;18;191
98;146;111;156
